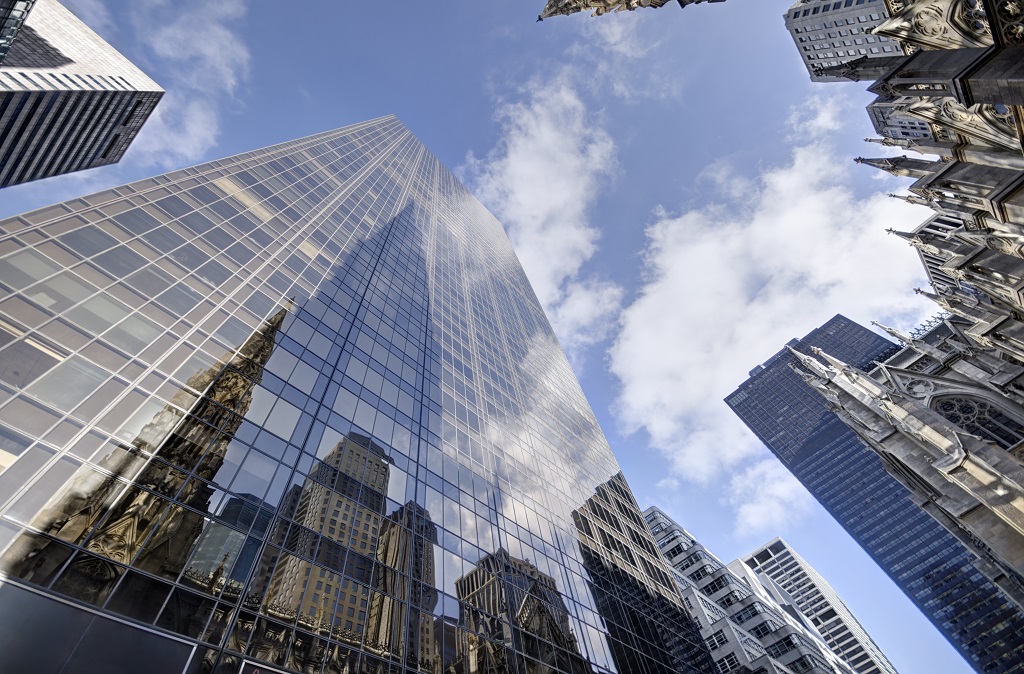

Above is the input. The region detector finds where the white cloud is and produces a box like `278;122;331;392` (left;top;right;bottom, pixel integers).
787;92;847;139
608;92;935;535
571;13;682;101
125;0;251;167
729;460;815;539
464;75;621;365
131;95;220;165
62;0;115;36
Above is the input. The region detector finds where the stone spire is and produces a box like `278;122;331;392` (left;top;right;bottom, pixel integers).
887;192;932;207
795;347;1024;564
871;320;914;346
854;155;941;178
865;137;916;148
811;54;909;82
885;228;953;258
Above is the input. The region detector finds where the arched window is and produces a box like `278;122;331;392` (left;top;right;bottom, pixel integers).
932;397;1024;449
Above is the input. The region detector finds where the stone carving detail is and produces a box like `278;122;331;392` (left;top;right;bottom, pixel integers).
905;378;937;397
539;0;674;19
905;98;1021;151
872;0;993;50
996;0;1024;43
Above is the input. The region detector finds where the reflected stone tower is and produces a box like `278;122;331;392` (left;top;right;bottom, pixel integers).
0;117;714;674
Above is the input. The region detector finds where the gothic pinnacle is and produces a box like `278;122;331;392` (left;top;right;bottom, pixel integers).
871;320;913;344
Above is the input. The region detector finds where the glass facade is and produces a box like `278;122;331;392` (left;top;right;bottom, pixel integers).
0;116;713;674
0;0;33;64
726;315;1024;674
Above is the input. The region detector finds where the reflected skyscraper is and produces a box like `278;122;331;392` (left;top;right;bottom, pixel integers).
0;117;713;673
454;548;593;674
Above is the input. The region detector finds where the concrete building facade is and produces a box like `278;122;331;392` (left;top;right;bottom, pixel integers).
644;507;870;674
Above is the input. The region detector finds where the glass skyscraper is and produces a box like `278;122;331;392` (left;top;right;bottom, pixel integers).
0;116;713;674
726;315;1024;674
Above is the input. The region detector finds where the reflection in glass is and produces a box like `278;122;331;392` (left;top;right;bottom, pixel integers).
573;474;713;674
1;306;288;605
451;549;594;674
0;120;717;674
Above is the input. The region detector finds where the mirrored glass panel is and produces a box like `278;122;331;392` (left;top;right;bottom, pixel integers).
0;118;713;674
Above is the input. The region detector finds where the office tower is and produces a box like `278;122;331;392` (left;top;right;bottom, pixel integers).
538;0;723;21
0;0;34;64
0;0;162;189
644;506;868;674
783;0;903;82
743;539;895;674
726;315;1024;673
0;116;713;674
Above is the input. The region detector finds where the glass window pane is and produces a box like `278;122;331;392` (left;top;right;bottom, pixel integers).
25;355;109;412
66;295;130;334
93;247;148;277
0;249;61;291
56;226;118;258
23;272;96;312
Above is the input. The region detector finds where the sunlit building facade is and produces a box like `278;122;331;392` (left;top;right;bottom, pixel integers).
644;506;866;674
742;539;895;674
0;116;713;674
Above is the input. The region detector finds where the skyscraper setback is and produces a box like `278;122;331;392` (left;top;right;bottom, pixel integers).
0;117;714;674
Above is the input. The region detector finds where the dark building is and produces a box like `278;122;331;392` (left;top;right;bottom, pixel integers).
0;0;162;188
0;116;713;674
726;314;1024;674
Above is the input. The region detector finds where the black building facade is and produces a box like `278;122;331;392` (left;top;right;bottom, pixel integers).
726;314;1024;674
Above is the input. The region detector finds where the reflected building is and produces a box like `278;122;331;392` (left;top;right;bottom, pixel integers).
0;117;715;674
368;502;438;670
573;474;713;674
453;548;593;674
1;304;287;606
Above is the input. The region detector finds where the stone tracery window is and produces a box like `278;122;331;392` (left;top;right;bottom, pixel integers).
933;396;1024;448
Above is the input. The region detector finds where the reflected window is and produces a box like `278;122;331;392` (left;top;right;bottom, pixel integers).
23;272;97;313
0;249;62;291
25;355;108;412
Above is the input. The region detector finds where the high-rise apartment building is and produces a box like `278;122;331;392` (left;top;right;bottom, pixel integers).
0;0;34;64
784;0;902;82
743;539;895;674
726;314;1024;674
0;116;714;674
0;0;162;189
644;506;868;674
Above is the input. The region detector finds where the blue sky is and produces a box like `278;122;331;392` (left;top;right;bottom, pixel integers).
0;1;969;671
